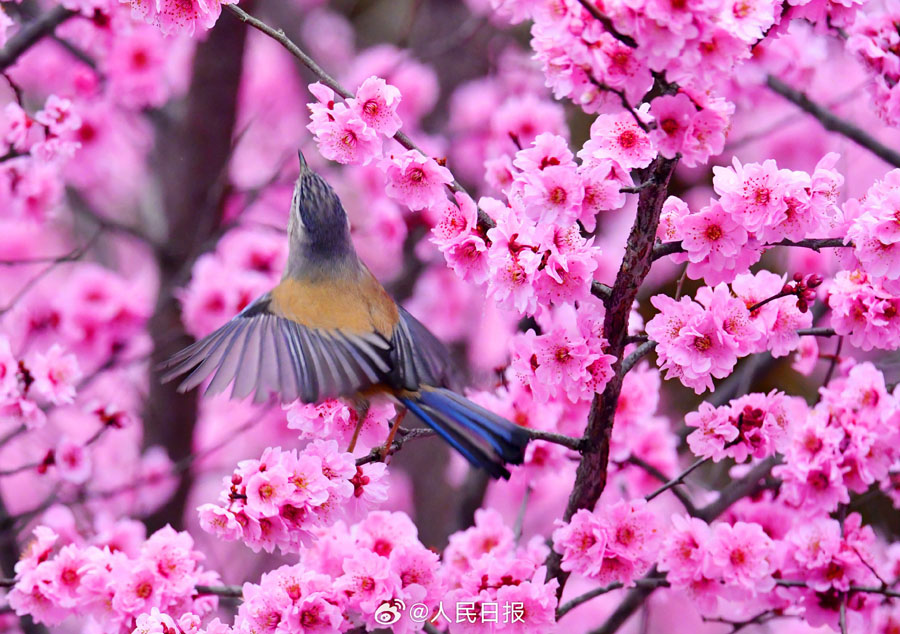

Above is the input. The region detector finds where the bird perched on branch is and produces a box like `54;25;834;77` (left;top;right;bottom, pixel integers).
161;151;530;478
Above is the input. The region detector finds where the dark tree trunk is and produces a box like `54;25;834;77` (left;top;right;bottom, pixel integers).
143;6;253;533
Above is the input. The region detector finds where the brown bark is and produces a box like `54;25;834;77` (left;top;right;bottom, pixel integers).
544;156;678;592
143;6;252;532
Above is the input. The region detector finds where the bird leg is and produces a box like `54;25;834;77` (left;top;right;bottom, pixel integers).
380;407;407;462
346;401;370;453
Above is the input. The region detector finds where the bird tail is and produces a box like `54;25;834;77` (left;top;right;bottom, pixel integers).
399;387;530;479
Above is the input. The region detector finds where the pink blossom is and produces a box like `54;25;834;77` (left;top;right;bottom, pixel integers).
713;158;789;234
578;161;630;231
551;509;608;577
659;515;713;588
649;93;695;159
579;112;655;170
382;150;453;211
126;0;237;36
350;76;403;136
0;335;20;399
309;105;382;166
677;201;749;268
28;344;81;405
35;96;81;136
55;438;91;484
707;521;775;593
520;164;584;226
245;466;292;519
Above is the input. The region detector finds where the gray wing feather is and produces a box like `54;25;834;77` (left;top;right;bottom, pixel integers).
271;322;299;403
162;295;403;404
204;321;250;396
231;317;262;401
390;306;461;390
171;321;239;391
255;316;280;403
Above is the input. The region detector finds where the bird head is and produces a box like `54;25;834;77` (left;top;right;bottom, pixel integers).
286;151;354;276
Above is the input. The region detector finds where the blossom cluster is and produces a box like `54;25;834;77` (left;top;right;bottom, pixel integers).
645;270;813;393
1;95;83;223
124;0;237;36
442;509;559;633
845;169;900;292
552;498;660;587
197;441;388;553
8;522;220;632
509;300;617;403
776;362;900;516
828;269;900;351
658;512;882;629
285;397;396;453
432;120;645;315
685;390;802;463
847;7;900;125
222;512;445;634
659;154;844;285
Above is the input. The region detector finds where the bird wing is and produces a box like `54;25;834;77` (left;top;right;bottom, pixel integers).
160;292;394;404
161;267;461;403
389;306;462;392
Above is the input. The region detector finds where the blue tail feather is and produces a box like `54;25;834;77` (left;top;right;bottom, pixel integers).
418;388;530;461
401;387;529;479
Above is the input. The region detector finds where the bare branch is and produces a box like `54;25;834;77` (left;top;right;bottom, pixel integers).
591;281;613;301
0;6;75;71
767;75;900;169
621;340;657;374
195;584;243;598
624;455;698;515
223;4;494;230
356;428;434;466
557;577;670;619
0;229;103;317
644;456;707;503
653;237;851;261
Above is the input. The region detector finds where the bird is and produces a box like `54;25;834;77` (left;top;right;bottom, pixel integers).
160;151;530;478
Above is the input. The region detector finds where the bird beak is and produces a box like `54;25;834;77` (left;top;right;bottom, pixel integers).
297;149;309;175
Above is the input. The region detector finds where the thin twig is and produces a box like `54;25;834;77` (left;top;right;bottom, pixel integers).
624;455;697;515
591;281;613;301
557;578;670;618
644;457;707;503
195;584;243;598
355;428;434;466
513;486;531;542
526;428;583;451
0;229;103;317
223;4;494;229
0;6;75;71
767;75;900;169
573;0;637;48
653;237;851;261
621;340;657;374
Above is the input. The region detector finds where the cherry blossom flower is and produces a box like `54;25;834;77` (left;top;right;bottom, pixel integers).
382;150;453;211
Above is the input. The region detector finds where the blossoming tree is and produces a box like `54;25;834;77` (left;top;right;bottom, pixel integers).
0;0;899;632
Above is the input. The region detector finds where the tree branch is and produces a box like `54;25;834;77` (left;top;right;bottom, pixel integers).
644;456;707;503
766;75;900;169
557;577;670;619
223;4;494;230
143;4;252;533
544;156;678;594
653;237;851;261
0;5;75;71
573;0;637;48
